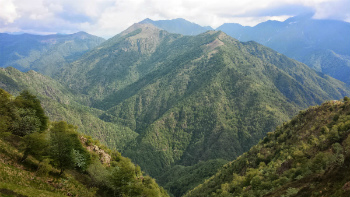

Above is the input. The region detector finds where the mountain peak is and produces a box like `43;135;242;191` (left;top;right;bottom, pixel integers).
119;23;162;37
137;18;213;35
139;18;154;24
284;12;314;23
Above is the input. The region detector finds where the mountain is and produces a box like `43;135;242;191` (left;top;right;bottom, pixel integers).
139;18;213;35
0;67;138;150
56;23;350;196
185;98;350;197
217;14;350;85
0;88;168;197
57;23;185;101
0;32;105;76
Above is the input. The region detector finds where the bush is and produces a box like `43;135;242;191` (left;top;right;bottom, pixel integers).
36;158;53;177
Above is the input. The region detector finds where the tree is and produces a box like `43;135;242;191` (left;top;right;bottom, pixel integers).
0;89;12;133
14;90;48;132
49;121;75;175
21;131;48;161
109;158;141;196
49;121;90;174
11;108;41;136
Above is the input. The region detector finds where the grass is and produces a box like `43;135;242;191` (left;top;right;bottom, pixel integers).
0;137;97;197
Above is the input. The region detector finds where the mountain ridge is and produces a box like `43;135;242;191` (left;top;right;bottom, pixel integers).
0;32;105;76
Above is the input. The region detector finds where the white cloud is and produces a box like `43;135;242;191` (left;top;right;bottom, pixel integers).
0;0;19;24
0;0;349;38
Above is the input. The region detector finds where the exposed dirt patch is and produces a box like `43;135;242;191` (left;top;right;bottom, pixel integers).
206;38;224;52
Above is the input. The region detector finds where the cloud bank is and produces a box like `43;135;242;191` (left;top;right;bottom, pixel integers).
0;0;349;38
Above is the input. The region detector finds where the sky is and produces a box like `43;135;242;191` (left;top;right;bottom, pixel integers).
0;0;349;38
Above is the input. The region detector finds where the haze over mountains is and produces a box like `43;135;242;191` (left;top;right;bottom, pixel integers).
141;14;350;86
1;14;350;197
217;14;350;85
2;14;349;86
0;32;105;76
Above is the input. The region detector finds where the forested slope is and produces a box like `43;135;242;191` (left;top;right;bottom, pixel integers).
54;23;350;196
186;98;350;197
0;67;137;150
0;88;168;197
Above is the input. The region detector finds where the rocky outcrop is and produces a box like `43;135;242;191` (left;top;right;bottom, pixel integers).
80;136;111;165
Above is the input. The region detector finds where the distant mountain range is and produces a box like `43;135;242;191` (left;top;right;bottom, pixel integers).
2;15;348;86
217;14;350;85
140;15;350;86
0;32;105;76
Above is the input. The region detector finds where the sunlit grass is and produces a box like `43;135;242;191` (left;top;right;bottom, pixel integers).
0;138;96;197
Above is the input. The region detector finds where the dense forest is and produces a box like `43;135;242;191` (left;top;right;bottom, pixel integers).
0;88;168;197
186;97;350;197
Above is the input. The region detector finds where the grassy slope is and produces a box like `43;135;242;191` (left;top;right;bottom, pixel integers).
0;135;96;197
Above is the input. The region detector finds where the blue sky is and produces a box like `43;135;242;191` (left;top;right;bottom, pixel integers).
0;0;349;38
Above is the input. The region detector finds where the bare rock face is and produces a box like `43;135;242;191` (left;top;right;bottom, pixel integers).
80;136;111;165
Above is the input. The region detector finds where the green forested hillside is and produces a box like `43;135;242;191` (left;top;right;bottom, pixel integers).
54;23;350;196
157;159;228;197
57;23;183;100
2;23;350;196
0;67;138;150
0;88;168;197
186;98;350;197
0;32;105;76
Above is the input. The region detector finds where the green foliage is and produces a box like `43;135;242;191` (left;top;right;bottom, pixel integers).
0;67;138;150
36;158;53;177
0;89;13;133
49;121;76;174
282;187;299;197
0;90;168;196
21;132;48;161
0;89;48;137
2;25;350;197
186;100;350;197
14;90;48;131
49;121;91;174
109;158;141;196
157;159;228;197
344;96;350;102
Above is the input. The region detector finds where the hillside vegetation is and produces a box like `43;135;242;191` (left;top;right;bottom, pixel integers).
0;88;168;197
2;23;350;196
0;67;138;150
53;23;350;196
185;98;350;197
